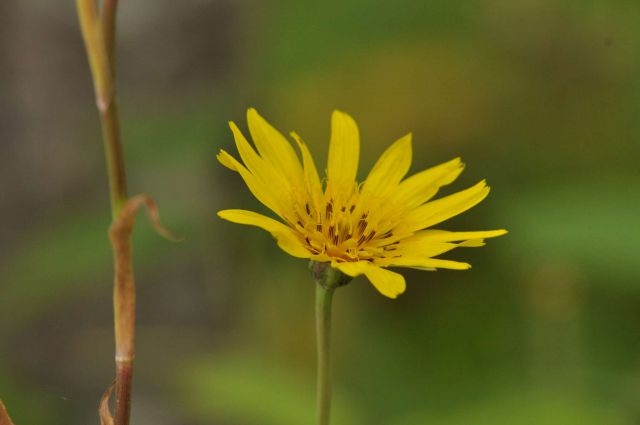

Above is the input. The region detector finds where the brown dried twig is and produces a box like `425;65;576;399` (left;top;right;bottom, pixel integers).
75;1;179;424
0;400;15;425
107;195;180;424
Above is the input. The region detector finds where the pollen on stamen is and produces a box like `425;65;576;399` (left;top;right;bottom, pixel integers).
337;223;350;243
325;202;333;220
365;230;377;243
357;218;368;234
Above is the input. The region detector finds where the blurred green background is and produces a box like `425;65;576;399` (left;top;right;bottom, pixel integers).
1;0;640;423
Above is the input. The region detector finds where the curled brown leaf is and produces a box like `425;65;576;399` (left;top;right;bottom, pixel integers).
108;193;181;360
99;384;115;425
109;194;182;243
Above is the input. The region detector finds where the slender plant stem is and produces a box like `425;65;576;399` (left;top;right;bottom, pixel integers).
76;0;128;218
315;282;335;425
76;1;133;424
310;261;351;425
99;0;128;219
111;220;134;425
0;399;15;425
102;0;119;75
99;95;128;219
114;359;133;425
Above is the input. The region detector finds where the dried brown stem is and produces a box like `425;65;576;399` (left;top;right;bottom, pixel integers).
0;400;15;425
113;362;132;425
76;1;179;422
75;0;130;423
108;195;179;425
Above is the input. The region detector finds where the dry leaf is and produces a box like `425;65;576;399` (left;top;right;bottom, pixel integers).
99;384;115;425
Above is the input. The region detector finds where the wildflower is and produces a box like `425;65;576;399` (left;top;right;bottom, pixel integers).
217;109;506;298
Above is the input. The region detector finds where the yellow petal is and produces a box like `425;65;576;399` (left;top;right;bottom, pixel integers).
334;261;406;298
276;234;312;259
327;110;360;194
246;108;304;181
396;241;460;258
217;150;237;171
311;253;333;263
403;180;490;232
389;256;471;270
458;239;486;247
229;121;262;174
333;260;368;277
393;230;507;260
229;122;292;191
393;157;464;209
218;209;310;258
216;151;285;216
362;133;412;198
363;265;406;299
291;132;323;210
407;229;508;243
218;209;288;234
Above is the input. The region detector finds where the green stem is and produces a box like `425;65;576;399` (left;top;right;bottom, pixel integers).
310;261;352;425
102;0;119;75
315;282;334;425
75;0;128;220
99;95;128;219
99;0;128;220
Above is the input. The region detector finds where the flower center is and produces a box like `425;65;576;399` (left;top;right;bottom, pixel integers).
289;196;399;262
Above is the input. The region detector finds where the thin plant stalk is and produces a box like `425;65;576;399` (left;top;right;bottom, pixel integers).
75;1;134;424
99;0;127;217
102;0;119;75
310;261;351;425
0;399;15;425
315;283;334;425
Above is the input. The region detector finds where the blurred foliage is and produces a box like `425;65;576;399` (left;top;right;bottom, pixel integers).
394;390;632;425
2;0;640;424
180;351;365;425
502;178;640;284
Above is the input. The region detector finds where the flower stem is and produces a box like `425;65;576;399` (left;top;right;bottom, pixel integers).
315;282;334;425
310;261;352;425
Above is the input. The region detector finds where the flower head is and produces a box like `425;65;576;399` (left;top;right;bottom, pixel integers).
217;109;507;298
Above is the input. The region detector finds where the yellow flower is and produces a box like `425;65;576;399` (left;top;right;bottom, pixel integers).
217;109;507;298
